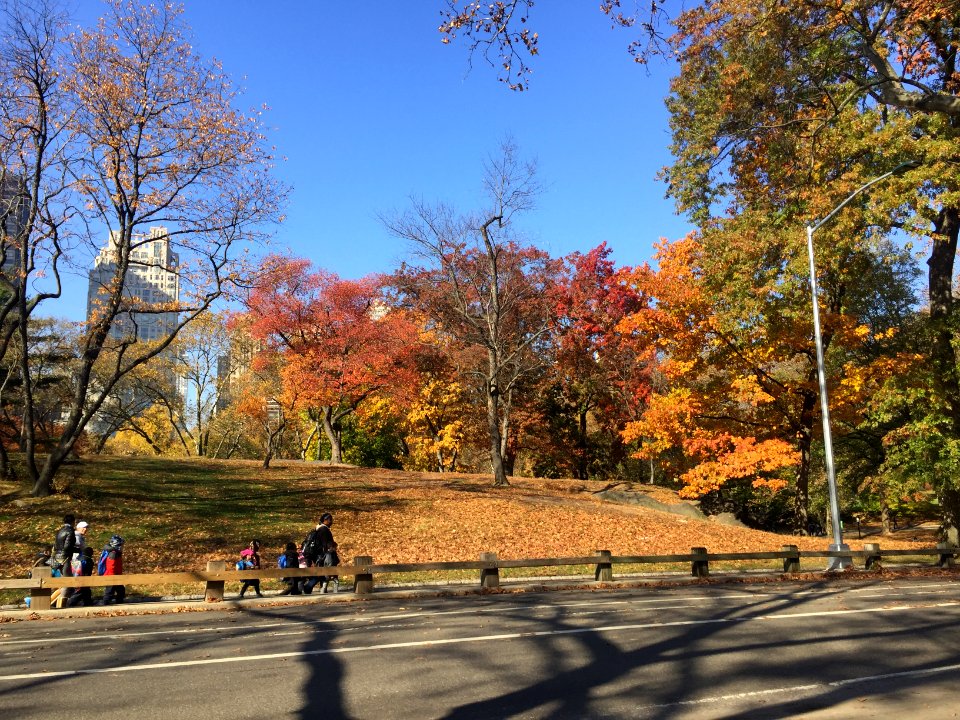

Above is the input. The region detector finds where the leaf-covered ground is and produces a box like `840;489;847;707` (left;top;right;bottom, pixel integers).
0;456;937;585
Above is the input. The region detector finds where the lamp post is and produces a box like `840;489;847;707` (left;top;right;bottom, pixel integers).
805;160;919;570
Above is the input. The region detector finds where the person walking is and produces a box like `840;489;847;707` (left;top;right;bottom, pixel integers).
238;539;263;598
304;513;339;594
66;547;95;607
71;521;89;577
277;541;302;595
51;514;76;577
98;534;126;604
51;514;77;604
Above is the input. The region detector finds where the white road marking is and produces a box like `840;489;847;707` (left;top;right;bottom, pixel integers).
0;594;764;647
1;599;957;682
638;661;960;711
2;584;954;649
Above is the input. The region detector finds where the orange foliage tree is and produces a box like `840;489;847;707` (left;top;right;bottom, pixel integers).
619;228;919;528
243;256;418;464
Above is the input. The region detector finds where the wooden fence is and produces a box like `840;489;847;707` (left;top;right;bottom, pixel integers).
3;543;956;611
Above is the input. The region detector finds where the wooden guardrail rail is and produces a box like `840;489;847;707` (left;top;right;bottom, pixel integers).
5;543;956;611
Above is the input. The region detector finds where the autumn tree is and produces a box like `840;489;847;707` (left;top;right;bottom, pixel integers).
0;0;74;480
550;243;649;479
387;141;562;486
232;349;288;469
3;0;284;496
392;330;471;473
172;310;233;456
619;218;920;529
650;1;959;532
438;2;960;531
243;256;418;465
87;345;186;455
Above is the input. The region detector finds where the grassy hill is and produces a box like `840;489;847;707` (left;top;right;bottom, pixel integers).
0;456;937;589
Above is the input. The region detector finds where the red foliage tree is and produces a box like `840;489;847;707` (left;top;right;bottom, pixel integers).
243;256;417;464
552;243;650;478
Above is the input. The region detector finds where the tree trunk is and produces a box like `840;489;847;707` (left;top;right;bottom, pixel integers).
486;384;509;487
928;207;960;541
0;441;14;481
577;407;589;480
881;502;893;536
498;386;514;476
321;406;343;464
794;390;816;534
938;485;960;546
928;207;960;425
300;423;319;461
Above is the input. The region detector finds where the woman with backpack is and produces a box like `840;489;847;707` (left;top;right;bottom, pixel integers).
303;513;339;594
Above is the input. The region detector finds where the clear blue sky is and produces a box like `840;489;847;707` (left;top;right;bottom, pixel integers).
55;1;689;321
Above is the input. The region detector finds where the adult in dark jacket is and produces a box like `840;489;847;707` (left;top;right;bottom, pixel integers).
304;513;339;594
52;515;77;606
52;514;77;577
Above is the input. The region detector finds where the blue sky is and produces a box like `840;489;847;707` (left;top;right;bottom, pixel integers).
56;1;689;321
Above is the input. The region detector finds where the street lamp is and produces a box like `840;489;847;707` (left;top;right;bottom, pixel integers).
805;160;919;570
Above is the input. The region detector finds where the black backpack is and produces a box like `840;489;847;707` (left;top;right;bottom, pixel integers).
301;529;320;562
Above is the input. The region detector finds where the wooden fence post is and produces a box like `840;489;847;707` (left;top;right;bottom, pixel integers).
354;556;374;594
864;543;882;571
480;552;499;589
937;543;957;568
204;561;226;602
691;547;709;578
594;550;613;582
29;565;52;610
781;544;800;573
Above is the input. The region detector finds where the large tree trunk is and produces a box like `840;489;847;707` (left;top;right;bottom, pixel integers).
321;406;343;464
928;207;960;542
938;485;960;546
486;384;509;487
577;407;589;480
794;390;817;534
928;207;960;425
0;441;14;481
881;502;893;537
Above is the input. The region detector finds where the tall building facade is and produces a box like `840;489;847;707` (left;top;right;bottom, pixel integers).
0;174;29;287
87;226;180;341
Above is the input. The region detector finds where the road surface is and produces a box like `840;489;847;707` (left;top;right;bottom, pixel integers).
2;577;960;719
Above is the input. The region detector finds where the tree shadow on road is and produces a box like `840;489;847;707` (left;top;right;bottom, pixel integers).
424;580;960;719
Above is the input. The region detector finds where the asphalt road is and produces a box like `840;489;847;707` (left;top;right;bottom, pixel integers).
2;578;960;719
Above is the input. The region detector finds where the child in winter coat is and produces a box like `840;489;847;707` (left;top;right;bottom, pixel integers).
277;542;302;595
98;534;125;604
238;539;263;598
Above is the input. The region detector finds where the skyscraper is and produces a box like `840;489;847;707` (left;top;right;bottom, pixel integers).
0;174;28;289
87;226;180;341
